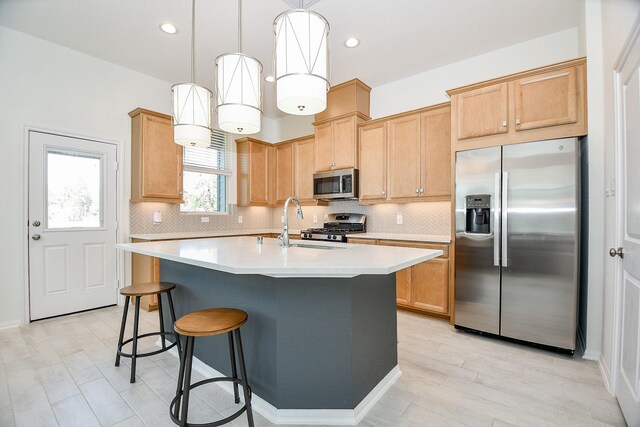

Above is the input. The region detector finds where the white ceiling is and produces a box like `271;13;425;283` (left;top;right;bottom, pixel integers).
0;0;582;118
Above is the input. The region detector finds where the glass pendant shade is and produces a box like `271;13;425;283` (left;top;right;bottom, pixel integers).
274;9;330;115
171;83;213;147
215;53;263;134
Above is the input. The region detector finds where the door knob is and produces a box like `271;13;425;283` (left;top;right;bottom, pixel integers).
609;247;624;258
32;234;41;241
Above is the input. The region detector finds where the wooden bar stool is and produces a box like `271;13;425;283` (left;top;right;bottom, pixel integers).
170;308;254;427
115;282;181;383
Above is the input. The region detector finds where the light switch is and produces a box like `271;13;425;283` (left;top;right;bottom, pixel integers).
201;216;209;223
313;215;318;223
238;215;243;224
281;215;284;223
396;214;403;225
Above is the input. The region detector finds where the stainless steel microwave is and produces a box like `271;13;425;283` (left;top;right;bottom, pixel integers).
313;168;359;200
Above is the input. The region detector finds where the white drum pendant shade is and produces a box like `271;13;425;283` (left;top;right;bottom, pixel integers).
216;53;263;134
172;83;213;147
274;9;329;115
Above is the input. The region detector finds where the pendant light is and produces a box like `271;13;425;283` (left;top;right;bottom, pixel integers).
273;1;330;115
171;0;213;147
215;0;263;134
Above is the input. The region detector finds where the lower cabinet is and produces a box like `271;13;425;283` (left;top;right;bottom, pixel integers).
349;237;451;318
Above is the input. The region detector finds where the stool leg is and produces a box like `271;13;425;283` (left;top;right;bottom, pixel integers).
115;296;130;367
180;336;195;427
173;334;187;420
167;292;182;356
130;296;141;383
234;329;254;427
157;293;166;350
228;332;240;404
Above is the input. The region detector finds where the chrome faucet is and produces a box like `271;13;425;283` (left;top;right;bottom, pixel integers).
280;196;304;247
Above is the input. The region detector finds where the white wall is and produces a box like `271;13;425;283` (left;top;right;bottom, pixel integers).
0;26;172;326
598;0;640;391
370;28;580;118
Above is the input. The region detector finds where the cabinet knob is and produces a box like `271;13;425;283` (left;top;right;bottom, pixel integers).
415;189;419;193
420;188;424;193
502;120;507;127
515;117;521;125
382;191;386;195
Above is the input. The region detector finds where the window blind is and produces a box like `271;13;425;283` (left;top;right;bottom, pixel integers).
183;129;232;176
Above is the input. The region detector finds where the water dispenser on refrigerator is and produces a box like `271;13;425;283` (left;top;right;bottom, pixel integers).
465;195;491;234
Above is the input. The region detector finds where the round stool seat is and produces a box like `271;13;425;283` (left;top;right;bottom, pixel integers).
120;282;176;296
174;308;247;337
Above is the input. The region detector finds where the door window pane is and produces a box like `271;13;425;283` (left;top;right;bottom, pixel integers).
47;149;103;229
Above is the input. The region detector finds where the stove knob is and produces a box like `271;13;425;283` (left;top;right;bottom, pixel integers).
332;235;337;240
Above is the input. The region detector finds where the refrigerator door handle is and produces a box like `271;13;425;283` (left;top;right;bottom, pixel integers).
502;172;509;267
494;172;501;267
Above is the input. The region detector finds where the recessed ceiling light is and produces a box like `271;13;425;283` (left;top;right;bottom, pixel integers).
344;37;360;48
160;23;177;34
265;75;275;83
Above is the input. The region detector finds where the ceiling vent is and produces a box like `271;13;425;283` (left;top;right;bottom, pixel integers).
281;0;321;8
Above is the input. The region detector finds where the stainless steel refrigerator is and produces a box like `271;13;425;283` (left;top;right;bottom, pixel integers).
454;138;579;352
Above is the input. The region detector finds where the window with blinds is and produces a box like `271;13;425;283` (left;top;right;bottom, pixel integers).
180;129;232;213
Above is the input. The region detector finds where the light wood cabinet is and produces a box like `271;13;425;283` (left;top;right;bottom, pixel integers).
378;240;451;317
293;136;316;203
358;121;387;201
275;142;294;204
129;109;183;203
386;104;452;202
449;58;587;151
236;137;274;207
313;113;364;172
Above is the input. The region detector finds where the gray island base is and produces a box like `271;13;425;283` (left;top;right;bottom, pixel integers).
159;259;399;421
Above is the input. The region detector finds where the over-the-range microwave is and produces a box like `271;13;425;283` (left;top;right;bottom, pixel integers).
313;168;359;200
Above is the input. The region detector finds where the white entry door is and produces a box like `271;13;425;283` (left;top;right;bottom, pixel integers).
614;23;640;425
28;131;118;320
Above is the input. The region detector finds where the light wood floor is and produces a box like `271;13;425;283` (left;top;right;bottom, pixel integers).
0;306;626;427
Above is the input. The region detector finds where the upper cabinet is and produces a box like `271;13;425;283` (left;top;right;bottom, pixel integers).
275;142;294;204
130;108;183;203
313;79;372;173
378;103;451;204
236;137;274;207
314;113;365;172
358;121;387;202
448;57;587;151
293;136;316;203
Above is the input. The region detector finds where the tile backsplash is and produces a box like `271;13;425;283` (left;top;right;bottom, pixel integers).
130;201;451;236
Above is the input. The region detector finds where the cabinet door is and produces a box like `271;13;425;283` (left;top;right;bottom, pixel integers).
275;143;294;204
514;66;578;132
359;122;387;201
421;108;451;198
249;142;270;205
141;114;183;200
294;137;315;202
333;115;357;169
396;268;412;306
388;114;421;199
456;83;508;140
314;122;334;172
411;258;449;314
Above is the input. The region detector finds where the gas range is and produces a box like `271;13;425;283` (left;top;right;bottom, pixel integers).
300;213;366;242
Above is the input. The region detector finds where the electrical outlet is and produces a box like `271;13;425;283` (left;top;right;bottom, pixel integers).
313;215;318;223
281;215;284;223
396;214;403;225
238;215;243;224
201;217;209;223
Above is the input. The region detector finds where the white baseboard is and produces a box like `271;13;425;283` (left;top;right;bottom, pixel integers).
160;342;401;425
0;319;22;330
582;348;601;361
598;354;615;395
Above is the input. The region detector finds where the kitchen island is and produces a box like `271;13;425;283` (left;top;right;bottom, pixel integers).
117;236;441;424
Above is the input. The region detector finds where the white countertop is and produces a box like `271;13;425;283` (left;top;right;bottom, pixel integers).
117;236;442;278
129;229;450;243
350;233;451;243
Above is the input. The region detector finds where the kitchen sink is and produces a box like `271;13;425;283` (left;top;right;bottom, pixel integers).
288;243;345;250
